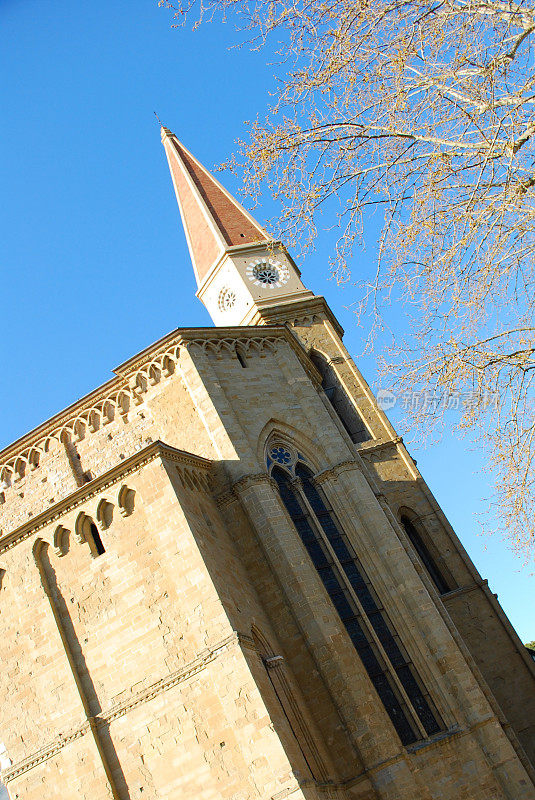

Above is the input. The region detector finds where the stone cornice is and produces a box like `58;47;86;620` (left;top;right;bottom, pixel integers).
0;326;311;475
2;630;253;783
257;295;345;339
357;437;403;455
113;325;291;375
0;441;212;551
440;580;488;601
0;375;124;466
313;460;360;485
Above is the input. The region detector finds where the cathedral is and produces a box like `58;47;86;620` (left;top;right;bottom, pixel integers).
0;126;534;800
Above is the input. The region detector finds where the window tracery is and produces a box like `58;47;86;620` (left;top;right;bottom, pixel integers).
267;441;444;745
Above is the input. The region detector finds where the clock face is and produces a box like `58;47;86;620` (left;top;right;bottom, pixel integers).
246;258;290;289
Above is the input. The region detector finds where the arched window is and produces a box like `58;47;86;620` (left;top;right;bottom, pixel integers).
310;351;371;444
252;627;328;782
77;514;105;557
235;344;248;368
267;442;443;746
400;515;452;595
89;523;105;556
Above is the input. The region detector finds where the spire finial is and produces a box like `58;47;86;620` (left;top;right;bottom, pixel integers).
157;114;173;141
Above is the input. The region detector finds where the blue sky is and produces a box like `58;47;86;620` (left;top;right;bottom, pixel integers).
0;0;532;646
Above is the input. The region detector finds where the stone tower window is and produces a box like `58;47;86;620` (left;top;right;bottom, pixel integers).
309;351;371;444
89;523;105;556
400;515;453;595
77;514;106;558
235;344;248;368
268;445;444;745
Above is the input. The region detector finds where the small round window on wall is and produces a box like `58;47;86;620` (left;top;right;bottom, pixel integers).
246;259;290;289
217;287;237;312
265;440;308;475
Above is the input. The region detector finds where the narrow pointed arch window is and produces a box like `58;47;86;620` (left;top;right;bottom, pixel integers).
310;350;371;444
89;523;105;556
267;442;444;746
77;514;106;557
400;514;453;595
235;344;248;368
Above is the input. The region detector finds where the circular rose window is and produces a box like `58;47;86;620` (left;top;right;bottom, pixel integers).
218;287;237;312
246;259;290;289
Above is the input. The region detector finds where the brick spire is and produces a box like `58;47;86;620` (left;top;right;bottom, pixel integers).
161;127;269;287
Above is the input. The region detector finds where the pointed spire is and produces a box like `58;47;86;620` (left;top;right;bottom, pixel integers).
161;127;269;286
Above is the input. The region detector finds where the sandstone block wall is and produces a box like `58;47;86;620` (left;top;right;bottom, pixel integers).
262;304;535;767
0;324;533;800
0;444;318;800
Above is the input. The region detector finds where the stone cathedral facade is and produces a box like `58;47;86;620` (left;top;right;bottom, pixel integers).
0;127;534;800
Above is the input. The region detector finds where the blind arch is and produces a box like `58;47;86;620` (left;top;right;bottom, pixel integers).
400;513;453;595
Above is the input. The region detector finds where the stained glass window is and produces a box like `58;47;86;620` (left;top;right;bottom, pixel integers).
271;461;444;745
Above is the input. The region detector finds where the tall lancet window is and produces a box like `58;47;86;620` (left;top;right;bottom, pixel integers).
267;442;444;746
310;351;371;444
400;514;453;595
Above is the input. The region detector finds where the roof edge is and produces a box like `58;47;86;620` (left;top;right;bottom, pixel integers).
0;325;303;466
0;440;212;550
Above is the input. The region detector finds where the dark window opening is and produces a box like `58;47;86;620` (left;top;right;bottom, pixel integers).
273;464;444;745
400;516;451;595
310;351;371;444
235;346;248;368
89;523;105;556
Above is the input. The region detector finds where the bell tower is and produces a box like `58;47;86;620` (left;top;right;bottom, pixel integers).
161;127;314;326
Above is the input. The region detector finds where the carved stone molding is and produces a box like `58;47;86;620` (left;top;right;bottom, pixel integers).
440;581;487;601
357;437;403;456
313;460;361;485
0;326;312;494
1;722;92;783
2;630;250;783
232;473;277;495
174;464;212;494
0;441;212;551
258;295;345;339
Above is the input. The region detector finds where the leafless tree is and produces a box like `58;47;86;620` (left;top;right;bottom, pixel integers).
162;0;535;556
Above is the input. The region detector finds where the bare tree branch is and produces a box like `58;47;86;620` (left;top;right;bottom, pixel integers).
163;0;535;557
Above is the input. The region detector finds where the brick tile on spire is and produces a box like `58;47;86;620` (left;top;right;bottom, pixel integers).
161;127;268;286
